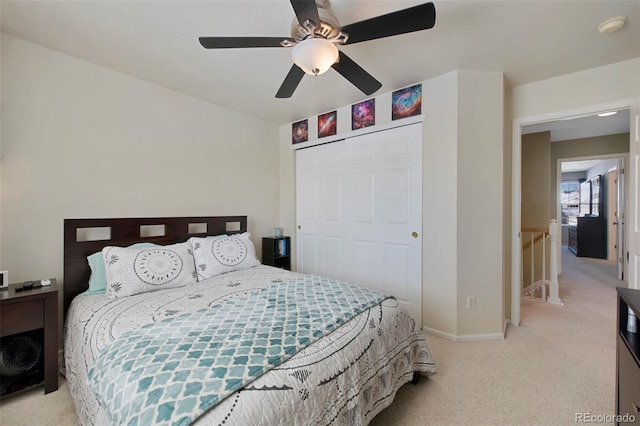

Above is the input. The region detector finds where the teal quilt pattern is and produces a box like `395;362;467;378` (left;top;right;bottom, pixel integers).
87;275;389;426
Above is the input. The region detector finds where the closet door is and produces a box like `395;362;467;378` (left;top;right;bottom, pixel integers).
296;123;423;323
296;141;347;281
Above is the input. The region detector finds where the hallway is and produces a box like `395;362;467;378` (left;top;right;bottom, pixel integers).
558;245;621;307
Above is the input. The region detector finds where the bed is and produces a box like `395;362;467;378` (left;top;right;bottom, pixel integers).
62;216;436;425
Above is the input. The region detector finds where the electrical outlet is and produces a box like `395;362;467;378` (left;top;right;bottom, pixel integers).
467;296;476;310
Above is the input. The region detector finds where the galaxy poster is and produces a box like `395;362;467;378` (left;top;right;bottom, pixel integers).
351;99;375;130
392;84;422;120
292;119;309;144
317;110;337;138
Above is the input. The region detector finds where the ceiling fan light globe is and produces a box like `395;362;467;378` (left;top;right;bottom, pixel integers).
291;38;339;76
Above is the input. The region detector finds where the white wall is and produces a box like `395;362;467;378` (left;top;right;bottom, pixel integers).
510;58;640;118
456;70;504;337
1;35;280;336
587;158;620;181
421;72;459;336
278;124;297;266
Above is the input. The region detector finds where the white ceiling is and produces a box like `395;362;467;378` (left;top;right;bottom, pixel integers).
523;108;630;142
561;159;602;173
1;1;639;125
525;108;630;173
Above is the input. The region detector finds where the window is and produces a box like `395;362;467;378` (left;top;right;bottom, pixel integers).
560;181;580;225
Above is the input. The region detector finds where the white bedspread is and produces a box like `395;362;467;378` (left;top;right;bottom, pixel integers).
64;265;436;425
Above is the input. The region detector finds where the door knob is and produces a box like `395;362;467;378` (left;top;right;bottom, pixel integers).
412;231;419;238
297;225;301;230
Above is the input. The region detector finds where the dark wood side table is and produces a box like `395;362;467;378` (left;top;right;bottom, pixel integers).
262;236;291;270
0;279;58;395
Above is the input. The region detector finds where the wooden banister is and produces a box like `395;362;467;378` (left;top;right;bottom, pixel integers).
521;226;549;233
522;232;546;250
520;220;562;306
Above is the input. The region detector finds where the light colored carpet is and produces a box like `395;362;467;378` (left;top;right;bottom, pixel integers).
0;249;621;425
370;248;619;426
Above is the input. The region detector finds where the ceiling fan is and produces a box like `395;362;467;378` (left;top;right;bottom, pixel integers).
199;0;436;98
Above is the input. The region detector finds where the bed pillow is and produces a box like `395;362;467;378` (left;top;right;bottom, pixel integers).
189;232;260;280
85;242;158;295
103;242;197;299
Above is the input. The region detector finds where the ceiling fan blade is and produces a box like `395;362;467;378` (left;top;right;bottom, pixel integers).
276;65;305;98
290;0;320;26
341;2;436;45
332;51;382;96
199;37;293;49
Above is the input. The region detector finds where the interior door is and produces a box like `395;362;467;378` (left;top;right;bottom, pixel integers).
296;141;346;279
347;125;423;322
629;100;640;289
296;123;423;322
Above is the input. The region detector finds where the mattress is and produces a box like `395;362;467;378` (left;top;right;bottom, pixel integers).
64;265;436;425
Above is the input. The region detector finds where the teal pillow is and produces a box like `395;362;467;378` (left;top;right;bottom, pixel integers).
85;242;157;295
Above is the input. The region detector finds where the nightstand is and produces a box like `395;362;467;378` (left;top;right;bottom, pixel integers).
0;279;58;396
262;236;291;270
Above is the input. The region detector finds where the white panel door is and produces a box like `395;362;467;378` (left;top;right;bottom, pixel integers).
629;101;640;289
347;124;423;321
298;152;320;275
296;141;347;280
296;123;423;323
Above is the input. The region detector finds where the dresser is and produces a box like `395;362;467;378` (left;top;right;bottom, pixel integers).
616;287;640;424
567;224;578;254
568;216;606;259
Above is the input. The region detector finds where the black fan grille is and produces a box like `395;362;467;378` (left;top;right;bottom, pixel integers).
0;336;42;377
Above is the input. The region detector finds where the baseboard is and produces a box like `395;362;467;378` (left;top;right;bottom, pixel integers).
456;332;505;342
422;326;458;341
423;326;505;342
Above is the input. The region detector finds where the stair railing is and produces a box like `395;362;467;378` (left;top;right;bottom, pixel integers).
521;219;562;305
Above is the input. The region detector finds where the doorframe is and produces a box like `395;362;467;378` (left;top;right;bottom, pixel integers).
511;98;636;326
607;161;626;280
607;165;618;264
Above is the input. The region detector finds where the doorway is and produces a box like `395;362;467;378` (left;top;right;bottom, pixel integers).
557;156;625;281
511;101;634;326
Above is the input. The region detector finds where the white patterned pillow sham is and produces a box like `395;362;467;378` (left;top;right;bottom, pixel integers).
188;232;260;280
102;242;197;299
86;243;158;295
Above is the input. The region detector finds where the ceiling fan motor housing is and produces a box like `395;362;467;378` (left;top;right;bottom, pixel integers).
290;6;341;41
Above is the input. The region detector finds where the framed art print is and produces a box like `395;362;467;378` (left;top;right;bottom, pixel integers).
292;119;309;144
317;110;337;138
392;84;422;120
351;99;375;130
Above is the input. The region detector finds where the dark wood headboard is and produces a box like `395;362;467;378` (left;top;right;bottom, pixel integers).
63;216;248;317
